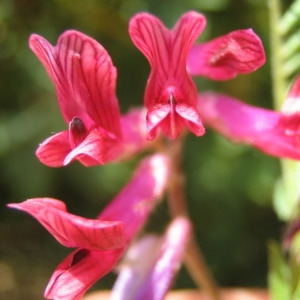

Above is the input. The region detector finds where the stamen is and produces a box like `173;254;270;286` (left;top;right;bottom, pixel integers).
69;117;87;147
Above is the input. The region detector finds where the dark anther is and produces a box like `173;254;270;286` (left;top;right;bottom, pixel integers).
70;117;86;135
70;249;89;267
70;117;87;146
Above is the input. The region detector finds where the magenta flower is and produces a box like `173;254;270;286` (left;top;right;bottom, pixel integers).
197;75;300;160
129;11;206;140
8;154;170;300
111;217;191;300
30;30;147;167
129;11;265;140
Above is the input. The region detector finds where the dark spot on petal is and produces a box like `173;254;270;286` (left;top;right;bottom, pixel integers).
70;249;89;267
70;117;86;136
69;117;87;146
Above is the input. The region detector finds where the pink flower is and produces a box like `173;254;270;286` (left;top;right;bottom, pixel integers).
197;75;300;160
8;154;170;300
111;217;191;300
129;12;206;140
30;30;147;167
129;11;266;140
188;29;266;80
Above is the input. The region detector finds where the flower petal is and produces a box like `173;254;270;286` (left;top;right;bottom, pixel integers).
129;12;206;139
111;217;191;300
110;235;162;300
136;218;191;300
188;29;266;80
100;153;170;240
45;248;124;300
35;130;72;167
129;11;206;85
198;92;300;159
29;31;122;138
64;128;122;166
8;198;125;250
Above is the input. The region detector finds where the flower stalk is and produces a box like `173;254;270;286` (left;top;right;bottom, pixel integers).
268;0;286;109
167;137;220;300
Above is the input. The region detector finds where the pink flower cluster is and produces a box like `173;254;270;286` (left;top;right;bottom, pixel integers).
8;10;292;300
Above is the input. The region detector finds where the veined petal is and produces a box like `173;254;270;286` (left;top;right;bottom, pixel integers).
111;217;191;300
146;103;172;140
100;153;170;240
176;103;205;136
8;198;125;250
188;29;266;80
198;92;300;159
146;103;205;140
36;130;72;167
129;11;206;82
29;31;122;138
64;128;122;166
129;12;206;139
45;248;124;300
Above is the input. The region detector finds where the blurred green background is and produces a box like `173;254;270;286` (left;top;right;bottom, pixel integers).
0;0;289;299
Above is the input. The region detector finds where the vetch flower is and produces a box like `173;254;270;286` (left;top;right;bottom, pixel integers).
110;217;191;300
129;11;266;141
197;75;300;160
129;12;206;140
30;30;147;167
8;153;170;300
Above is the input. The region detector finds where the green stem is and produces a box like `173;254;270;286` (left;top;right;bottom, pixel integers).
268;0;287;109
269;0;300;222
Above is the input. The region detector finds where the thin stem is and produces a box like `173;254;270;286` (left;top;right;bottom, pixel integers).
166;137;221;300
